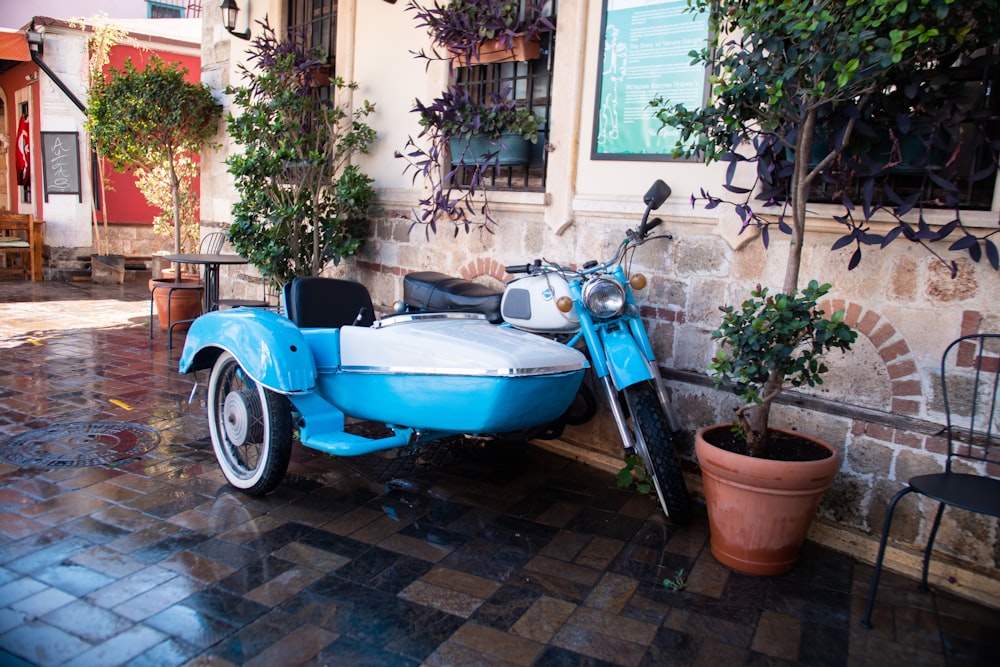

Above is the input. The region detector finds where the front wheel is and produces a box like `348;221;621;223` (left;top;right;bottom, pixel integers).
207;351;292;496
623;383;692;526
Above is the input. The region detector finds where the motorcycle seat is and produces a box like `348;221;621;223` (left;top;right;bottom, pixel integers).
404;271;503;323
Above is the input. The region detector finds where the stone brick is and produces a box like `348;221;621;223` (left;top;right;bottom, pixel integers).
844;303;863;328
846;438;893;476
892;430;922;449
891;379;922;398
870;322;896;348
890;398;920;415
857;311;881;336
928;259;979;302
858;422;894;442
880;339;910;363
895;450;944;481
924;435;949;455
886;359;918;379
961;310;983;336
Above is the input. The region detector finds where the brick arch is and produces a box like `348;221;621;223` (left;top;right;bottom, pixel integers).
458;258;508;283
821;299;921;415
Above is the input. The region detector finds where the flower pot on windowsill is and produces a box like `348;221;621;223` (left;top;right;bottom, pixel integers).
149;277;203;332
452;33;541;65
299;64;331;88
449;132;532;166
694;423;841;576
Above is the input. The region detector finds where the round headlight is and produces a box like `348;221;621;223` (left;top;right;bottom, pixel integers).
582;278;626;318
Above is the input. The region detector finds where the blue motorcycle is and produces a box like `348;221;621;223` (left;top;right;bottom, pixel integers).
179;180;690;525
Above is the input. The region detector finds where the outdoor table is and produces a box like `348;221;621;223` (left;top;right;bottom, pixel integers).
162;253;251;314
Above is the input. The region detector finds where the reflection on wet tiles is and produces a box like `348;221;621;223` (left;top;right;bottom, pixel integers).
86;566;178;609
43;598;134;643
1;620;91;666
33;562;115;597
145;604;240;649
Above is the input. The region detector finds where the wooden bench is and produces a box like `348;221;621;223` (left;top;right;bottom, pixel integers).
0;212;44;281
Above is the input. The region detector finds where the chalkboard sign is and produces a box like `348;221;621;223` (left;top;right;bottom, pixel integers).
41;131;82;202
592;0;710;161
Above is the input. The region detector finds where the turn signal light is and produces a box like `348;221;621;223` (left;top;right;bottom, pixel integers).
629;274;647;290
556;296;574;313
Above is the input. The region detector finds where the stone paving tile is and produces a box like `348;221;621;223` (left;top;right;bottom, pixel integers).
1;280;998;666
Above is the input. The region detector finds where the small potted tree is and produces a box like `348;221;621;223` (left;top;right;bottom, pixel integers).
87;55;221;330
396;84;544;233
405;0;555;65
652;0;1000;574
225;20;377;291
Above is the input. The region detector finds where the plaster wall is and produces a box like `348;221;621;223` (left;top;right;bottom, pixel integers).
198;1;1000;606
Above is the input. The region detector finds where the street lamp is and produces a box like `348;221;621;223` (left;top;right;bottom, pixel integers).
220;0;251;41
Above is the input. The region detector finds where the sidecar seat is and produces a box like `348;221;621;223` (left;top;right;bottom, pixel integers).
284;277;376;328
403;271;503;323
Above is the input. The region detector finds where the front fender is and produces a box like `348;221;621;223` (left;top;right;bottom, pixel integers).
600;324;653;390
178;309;317;393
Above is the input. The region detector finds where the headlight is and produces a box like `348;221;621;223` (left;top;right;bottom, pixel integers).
582;278;626;318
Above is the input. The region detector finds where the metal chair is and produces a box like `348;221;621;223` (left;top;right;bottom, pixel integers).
199;231;270;310
861;333;1000;628
199;231;226;254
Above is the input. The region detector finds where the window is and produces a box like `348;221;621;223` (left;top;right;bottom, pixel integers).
808;45;999;211
451;6;556;193
288;0;337;64
147;1;199;19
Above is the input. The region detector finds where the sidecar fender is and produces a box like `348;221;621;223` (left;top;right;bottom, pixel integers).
178;309;318;393
600;324;653;390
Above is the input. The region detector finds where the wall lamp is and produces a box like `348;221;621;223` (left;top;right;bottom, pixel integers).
220;0;251;41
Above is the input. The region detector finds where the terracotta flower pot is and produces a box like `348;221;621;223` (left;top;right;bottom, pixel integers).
694;424;841;576
452;33;541;65
149;278;203;332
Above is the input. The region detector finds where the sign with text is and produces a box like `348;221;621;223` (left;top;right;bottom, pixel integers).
41;132;82;202
592;0;709;160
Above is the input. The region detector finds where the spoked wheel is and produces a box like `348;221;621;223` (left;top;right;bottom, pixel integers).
207;351;292;496
623;382;692;526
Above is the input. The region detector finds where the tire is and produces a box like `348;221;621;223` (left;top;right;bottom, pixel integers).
207;351;293;496
623;382;692;526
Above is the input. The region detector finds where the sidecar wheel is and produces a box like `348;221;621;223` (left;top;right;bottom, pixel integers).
624;383;692;526
207;351;292;496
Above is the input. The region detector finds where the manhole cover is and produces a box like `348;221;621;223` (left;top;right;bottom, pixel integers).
1;422;160;468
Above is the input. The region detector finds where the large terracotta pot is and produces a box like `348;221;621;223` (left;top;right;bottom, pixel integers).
149;278;203;332
694;424;841;576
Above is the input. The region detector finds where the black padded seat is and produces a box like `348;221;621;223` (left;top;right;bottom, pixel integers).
403;271;503;323
285;277;375;328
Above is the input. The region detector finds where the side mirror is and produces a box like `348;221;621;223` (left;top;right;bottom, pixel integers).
643;180;672;210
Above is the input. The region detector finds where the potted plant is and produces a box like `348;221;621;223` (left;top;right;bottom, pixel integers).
397;84;544;233
225;19;377;291
696;282;856;574
405;0;555;65
650;0;1000;574
87;54;221;329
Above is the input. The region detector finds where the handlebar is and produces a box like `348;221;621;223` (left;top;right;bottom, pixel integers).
507;181;671;278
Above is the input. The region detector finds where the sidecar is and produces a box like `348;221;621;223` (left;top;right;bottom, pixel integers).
179;277;587;494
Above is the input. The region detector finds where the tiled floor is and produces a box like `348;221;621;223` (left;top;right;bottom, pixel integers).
0;278;997;666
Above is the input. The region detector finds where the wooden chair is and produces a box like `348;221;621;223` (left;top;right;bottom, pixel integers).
861;333;1000;628
0;212;44;281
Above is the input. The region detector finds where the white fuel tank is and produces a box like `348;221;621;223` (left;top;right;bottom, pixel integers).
501;274;580;334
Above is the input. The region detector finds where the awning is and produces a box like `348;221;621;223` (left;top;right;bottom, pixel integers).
0;30;31;73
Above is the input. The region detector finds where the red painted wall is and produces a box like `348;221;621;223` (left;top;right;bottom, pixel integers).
99;45;202;225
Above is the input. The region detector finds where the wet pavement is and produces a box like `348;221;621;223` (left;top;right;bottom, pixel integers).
0;278;998;666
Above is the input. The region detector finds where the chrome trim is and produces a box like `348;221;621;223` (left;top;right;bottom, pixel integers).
337;364;583;377
373;312;487;329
